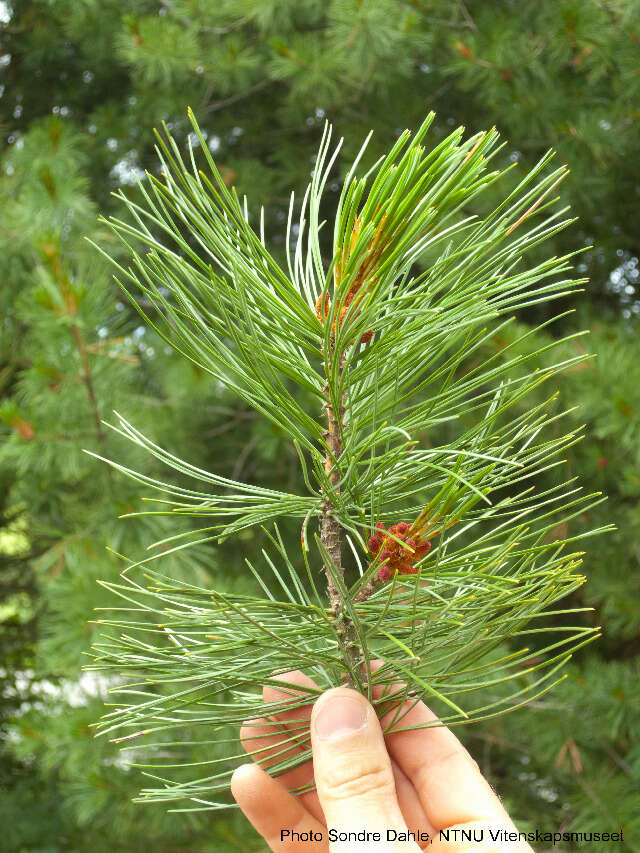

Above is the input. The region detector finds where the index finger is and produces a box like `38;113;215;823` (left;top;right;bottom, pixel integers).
371;667;511;832
240;670;322;821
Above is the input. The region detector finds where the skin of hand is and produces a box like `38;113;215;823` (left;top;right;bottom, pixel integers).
231;666;535;853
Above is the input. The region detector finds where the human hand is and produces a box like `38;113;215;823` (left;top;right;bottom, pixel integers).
231;667;534;852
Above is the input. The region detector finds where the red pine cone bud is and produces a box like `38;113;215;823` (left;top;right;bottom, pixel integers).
378;564;392;582
360;329;374;344
369;515;435;585
415;541;432;558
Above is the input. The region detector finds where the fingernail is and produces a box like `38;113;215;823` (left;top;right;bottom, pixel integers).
314;693;368;741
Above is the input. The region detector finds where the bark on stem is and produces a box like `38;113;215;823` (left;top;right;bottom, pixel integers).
355;576;378;603
320;351;344;616
320;347;361;685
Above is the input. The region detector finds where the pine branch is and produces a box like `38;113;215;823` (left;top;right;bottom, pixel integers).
86;111;607;810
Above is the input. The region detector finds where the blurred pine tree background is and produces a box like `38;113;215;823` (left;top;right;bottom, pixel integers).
1;2;638;851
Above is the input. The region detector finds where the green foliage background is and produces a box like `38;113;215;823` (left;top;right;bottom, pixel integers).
0;1;638;851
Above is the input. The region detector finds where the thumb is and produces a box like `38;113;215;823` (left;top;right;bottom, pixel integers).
311;687;409;848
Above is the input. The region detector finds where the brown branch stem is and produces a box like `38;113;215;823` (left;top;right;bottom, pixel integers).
71;323;113;490
355;575;379;603
201;79;272;115
320;346;362;686
320;349;344;616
